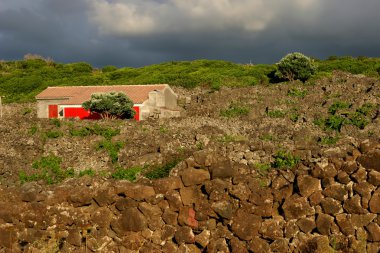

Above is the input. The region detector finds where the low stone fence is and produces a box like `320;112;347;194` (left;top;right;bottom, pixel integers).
0;141;379;252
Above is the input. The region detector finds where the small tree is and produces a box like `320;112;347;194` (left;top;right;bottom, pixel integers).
82;91;135;119
276;52;317;81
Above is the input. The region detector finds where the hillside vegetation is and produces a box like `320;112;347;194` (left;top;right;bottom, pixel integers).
1;55;380;103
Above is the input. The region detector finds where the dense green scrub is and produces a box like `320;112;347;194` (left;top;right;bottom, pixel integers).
1;56;379;103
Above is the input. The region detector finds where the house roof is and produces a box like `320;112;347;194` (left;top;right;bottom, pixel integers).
35;84;169;104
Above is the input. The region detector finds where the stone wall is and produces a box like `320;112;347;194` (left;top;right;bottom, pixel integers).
0;140;379;252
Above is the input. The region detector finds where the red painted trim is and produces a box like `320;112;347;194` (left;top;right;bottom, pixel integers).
48;105;58;118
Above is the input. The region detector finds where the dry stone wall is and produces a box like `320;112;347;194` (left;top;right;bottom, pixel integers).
0;140;379;252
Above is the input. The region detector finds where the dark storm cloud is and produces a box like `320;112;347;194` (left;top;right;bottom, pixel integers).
0;0;379;67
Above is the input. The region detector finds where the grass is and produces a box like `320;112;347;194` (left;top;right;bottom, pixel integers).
217;134;247;143
79;168;96;177
319;135;339;145
19;155;74;184
314;102;375;132
220;103;250;118
266;109;285;118
111;166;142;181
45;130;64;139
95;140;123;163
144;159;180;179
70;124;120;140
272;151;300;169
287;87;307;98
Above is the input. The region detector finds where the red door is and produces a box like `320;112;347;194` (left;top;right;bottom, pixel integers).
48;105;58;118
133;106;140;121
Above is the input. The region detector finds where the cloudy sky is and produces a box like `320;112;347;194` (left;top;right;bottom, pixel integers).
1;0;379;67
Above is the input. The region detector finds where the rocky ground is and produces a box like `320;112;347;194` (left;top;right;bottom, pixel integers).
0;71;379;252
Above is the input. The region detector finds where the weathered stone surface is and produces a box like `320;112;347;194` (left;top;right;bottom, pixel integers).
249;188;273;217
230;183;251;201
297;175;321;198
322;183;347;201
300;235;334;253
179;186;198;206
207;238;229;253
120;208;147;232
336;170;351;184
211;200;236;219
67;229;82;247
296;217;316;234
357;149;380;172
115;197;138;211
369;188;380;213
231;210;262;241
316;213;334;235
178;207;198;228
209;159;234;179
138;202;162;217
230;237;248;253
343;195;368;214
195;230;210;248
162;209;178;226
193;150;215;167
69;191;93;207
351;214;377;228
152;177;183;194
116;183;156;201
367;242;380;253
248;237;271;253
336;214;355;236
165;190;183;211
174;226;195;244
91;207;113;228
93;188;115;207
366;223;380;242
270;238;289;253
161;225;176;241
285;220;299;239
181;168;210;186
351;167;368;183
282;195;315;220
309;190;324;206
341;161;358;174
20;183;41;202
368;170;380;186
260;217;284;240
321;197;343;215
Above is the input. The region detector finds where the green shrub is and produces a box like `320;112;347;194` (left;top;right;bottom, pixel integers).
50;118;61;128
289;113;299;122
95;140;123;163
272;151;300;169
45;130;63;139
144;160;179;179
220;103;250;118
112;167;142;181
276;52;317;81
325;115;346;131
266;109;285;118
70;125;120;140
102;65;118;72
287;87;307;98
328;101;351;115
19;155;74;184
82;92;135;119
319;135;339;145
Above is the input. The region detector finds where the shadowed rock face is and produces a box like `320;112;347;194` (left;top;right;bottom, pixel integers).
0;138;379;252
0;72;380;252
